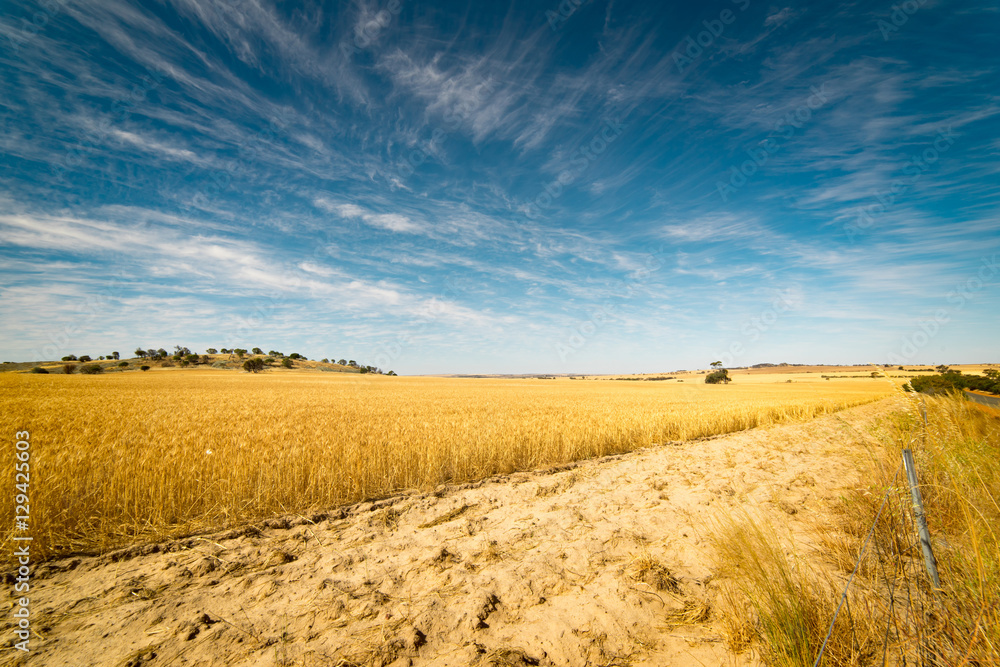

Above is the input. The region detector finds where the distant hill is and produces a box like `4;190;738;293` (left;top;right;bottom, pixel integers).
2;354;373;375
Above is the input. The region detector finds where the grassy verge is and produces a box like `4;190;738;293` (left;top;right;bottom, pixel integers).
711;392;999;665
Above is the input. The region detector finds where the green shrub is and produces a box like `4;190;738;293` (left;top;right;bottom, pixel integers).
243;358;265;373
79;364;103;375
910;372;1000;395
30;367;49;374
118;361;129;367
705;369;731;384
140;365;150;371
282;358;293;369
63;364;77;374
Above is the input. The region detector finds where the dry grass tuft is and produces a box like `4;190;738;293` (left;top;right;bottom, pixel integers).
661;597;711;628
369;506;402;531
717;587;755;655
628;551;680;593
476;538;507;563
711;516;882;666
483;647;541;666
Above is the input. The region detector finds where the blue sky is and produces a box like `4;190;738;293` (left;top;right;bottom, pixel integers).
1;0;998;374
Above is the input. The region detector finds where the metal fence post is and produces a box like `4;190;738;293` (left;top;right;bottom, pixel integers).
902;448;941;589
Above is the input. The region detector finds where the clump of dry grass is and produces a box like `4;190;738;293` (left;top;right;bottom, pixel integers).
661;597;711;628
627;550;711;630
0;372;889;560
710;516;882;666
483;647;541;666
628;551;680;593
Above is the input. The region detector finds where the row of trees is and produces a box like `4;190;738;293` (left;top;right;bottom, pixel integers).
62;352;120;362
909;367;1000;395
243;356;394;375
133;348;169;360
317;358;381;372
53;345;395;376
79;347;375;366
34;362;150;375
130;346;306;361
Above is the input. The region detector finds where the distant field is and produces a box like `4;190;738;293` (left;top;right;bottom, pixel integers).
1;372;893;559
583;363;995;384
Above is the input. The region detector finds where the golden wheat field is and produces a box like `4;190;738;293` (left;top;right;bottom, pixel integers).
0;371;892;560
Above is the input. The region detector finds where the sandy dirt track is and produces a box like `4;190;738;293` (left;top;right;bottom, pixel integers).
2;399;898;667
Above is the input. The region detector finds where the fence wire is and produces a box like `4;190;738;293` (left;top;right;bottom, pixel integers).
812;447;947;667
